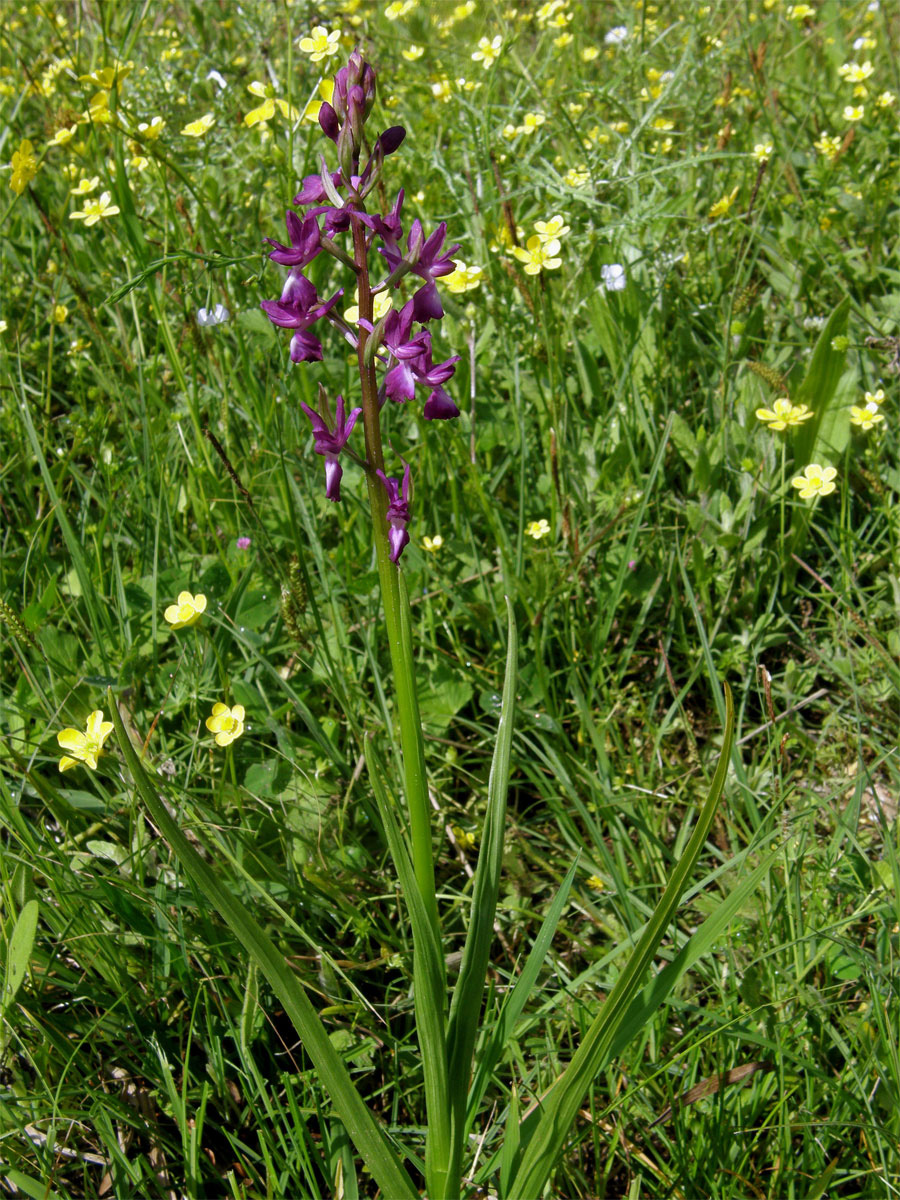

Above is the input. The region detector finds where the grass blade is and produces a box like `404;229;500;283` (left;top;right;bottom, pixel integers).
445;598;518;1180
465;856;580;1132
509;683;735;1199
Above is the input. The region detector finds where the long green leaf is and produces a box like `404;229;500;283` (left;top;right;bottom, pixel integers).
108;693;418;1200
445;598;517;1186
364;738;451;1199
608;843;778;1058
509;683;734;1199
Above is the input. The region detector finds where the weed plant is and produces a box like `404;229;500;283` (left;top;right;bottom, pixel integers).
1;1;899;1197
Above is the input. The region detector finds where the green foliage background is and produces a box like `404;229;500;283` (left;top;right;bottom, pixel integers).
2;0;899;1196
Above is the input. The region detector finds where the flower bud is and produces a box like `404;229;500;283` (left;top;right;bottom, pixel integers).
318;101;340;142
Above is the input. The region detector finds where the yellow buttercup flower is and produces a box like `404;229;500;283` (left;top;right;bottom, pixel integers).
181;113;216;137
301;79;335;124
443;261;484;294
206;702;245;747
78;62;133;90
791;463;837;499
422;534;444;552
343;287;392;325
586;874;605;892
57;709;114;772
563;164;590;187
51;304;68;323
526;518;552;539
451;825;477;850
164;591;207;629
244;81;299;127
298;26;341;62
9;139;38;195
512;236;562;275
472;35;502;69
813;133;842;162
838;61;873;84
69;191;120;226
534;215;570;243
137;117;166;140
849;405;883;430
709;186;739;219
385;0;416;19
71;175;99;195
49;125;79;147
864;388;885;406
755;398;813;431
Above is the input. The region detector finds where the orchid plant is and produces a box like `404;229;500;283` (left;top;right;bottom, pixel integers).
113;50;734;1200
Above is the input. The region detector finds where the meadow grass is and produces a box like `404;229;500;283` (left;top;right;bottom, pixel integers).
2;0;899;1196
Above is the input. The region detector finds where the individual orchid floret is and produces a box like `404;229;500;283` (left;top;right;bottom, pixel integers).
415;347;461;419
294;168;344;206
376;464;412;562
264;210;321;266
381;220;460;319
300;391;362;501
261;269;343;362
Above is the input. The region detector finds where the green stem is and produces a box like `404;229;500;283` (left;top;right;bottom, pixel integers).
351;215;452;1195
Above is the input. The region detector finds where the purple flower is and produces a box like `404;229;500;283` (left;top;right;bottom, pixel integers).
264;211;320;267
382;220;459;320
376;464;411;562
413;345;461;419
237;536;251;550
299;394;362;502
294;169;344;206
261;269;343;362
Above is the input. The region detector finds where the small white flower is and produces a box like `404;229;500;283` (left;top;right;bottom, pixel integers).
207;69;228;91
601;263;626;292
605;25;628;44
197;304;230;326
803;315;826;331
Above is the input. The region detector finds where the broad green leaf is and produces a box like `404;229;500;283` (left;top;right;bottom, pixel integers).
2;898;38;1011
109;693;418;1200
793;297;850;464
509;684;734;1200
2;1170;64;1200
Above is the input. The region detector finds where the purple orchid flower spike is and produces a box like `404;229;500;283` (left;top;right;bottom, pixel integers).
299;393;362;502
261;269;343;362
376;464;412;562
264;211;321;267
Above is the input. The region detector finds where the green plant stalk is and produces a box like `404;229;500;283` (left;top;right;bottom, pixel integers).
351;216;451;1195
509;682;735;1198
108;693;419;1200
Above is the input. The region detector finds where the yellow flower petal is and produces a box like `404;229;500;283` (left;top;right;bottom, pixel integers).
57;728;88;753
244;97;275;127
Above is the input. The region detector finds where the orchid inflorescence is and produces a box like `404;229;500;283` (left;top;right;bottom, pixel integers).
261;50;460;563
